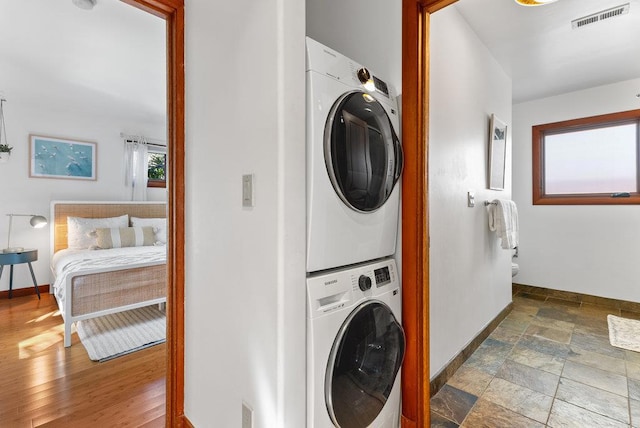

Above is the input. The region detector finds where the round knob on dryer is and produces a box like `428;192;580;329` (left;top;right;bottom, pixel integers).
358;275;372;291
357;67;371;85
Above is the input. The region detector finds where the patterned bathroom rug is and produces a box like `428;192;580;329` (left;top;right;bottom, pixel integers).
607;314;640;353
76;305;166;362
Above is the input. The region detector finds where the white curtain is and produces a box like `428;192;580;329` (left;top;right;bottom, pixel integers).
124;141;149;201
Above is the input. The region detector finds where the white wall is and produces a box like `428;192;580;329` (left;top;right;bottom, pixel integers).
512;77;640;302
183;0;402;425
429;6;513;378
183;0;306;426
0;97;165;292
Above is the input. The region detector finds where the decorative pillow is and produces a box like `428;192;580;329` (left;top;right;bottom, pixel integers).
92;226;155;249
67;214;129;249
130;217;167;244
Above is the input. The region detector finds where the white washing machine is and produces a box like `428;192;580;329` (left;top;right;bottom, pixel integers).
306;37;403;273
307;258;405;427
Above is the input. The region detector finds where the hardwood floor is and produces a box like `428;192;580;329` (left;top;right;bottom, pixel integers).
0;293;166;427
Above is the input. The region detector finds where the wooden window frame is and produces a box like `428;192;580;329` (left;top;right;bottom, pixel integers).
148;180;167;188
533;109;640;205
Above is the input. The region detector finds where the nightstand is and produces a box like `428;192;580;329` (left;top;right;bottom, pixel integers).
0;249;40;299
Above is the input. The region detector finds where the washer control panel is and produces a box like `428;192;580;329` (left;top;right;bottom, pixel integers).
306;258;399;319
358;275;372;291
374;266;391;287
349;259;397;295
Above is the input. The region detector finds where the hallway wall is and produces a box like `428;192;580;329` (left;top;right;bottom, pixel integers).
184;0;306;426
429;6;513;378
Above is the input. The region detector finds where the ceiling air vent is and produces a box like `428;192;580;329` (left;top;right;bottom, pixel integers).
571;3;630;29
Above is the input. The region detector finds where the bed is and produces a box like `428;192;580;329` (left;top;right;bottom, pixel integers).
50;201;167;347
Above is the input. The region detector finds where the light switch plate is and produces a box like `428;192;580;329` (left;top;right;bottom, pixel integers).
467;191;475;207
242;401;253;428
242;174;254;208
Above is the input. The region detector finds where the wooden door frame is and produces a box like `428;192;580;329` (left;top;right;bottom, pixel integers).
120;0;185;426
401;1;457;426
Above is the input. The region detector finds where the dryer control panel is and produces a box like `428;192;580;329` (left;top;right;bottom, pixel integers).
372;75;389;97
305;37;398;102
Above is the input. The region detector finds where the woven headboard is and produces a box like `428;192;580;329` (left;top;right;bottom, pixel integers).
50;201;167;254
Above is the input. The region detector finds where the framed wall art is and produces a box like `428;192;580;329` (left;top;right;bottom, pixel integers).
488;114;507;191
29;135;97;180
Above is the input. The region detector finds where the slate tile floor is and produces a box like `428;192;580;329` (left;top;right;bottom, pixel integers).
431;291;640;427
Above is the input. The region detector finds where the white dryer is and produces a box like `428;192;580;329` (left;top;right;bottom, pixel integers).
307;258;405;428
306;37;403;273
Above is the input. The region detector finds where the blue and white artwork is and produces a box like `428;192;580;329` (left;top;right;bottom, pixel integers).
30;135;96;180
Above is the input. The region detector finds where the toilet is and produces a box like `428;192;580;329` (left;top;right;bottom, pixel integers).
512;262;519;277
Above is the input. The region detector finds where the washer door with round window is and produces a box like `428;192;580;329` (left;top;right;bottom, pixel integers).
325;91;403;213
325;301;405;428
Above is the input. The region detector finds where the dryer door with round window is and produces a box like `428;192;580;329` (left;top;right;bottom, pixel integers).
325;300;405;428
325;91;403;213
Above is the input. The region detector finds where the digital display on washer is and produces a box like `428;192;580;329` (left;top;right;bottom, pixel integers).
374;266;391;287
373;76;389;97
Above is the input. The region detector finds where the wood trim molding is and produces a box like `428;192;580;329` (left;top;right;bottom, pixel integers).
121;0;182;16
429;303;513;397
0;285;49;300
402;0;457;426
181;415;195;428
421;0;459;13
401;1;429;426
514;283;640;313
532;124;543;204
147;180;167;188
121;1;185;426
165;3;185;427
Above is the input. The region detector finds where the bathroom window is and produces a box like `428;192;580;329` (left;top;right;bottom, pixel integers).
532;109;640;205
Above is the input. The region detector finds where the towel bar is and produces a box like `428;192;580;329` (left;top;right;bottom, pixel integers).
484;201;497;206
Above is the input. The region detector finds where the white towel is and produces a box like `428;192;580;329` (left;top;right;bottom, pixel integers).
488;199;519;249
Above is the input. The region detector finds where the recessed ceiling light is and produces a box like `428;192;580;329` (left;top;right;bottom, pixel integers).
514;0;558;6
72;0;97;10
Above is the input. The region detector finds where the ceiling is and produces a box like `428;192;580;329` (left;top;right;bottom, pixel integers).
0;0;165;125
454;0;640;103
2;0;637;115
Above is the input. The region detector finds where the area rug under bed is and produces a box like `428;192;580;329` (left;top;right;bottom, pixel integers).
607;314;640;353
76;305;166;362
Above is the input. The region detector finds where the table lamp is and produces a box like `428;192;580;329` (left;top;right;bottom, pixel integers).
3;214;48;253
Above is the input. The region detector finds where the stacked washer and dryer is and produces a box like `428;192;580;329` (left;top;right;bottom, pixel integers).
305;37;406;428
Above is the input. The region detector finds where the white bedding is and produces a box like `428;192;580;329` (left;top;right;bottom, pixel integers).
52;246;166;307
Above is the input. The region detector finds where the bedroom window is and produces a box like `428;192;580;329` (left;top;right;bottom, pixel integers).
532;109;640;205
147;152;166;188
